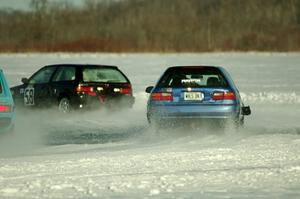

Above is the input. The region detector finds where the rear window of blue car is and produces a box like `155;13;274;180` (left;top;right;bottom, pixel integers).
82;67;128;83
158;67;228;88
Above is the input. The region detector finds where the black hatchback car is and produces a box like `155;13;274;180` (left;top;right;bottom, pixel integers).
11;64;134;112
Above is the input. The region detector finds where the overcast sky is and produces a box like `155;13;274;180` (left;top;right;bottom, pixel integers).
0;0;84;10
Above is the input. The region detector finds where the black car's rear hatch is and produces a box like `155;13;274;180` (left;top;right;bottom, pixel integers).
79;66;132;96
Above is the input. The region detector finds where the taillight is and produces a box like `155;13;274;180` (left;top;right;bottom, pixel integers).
120;84;132;94
0;105;12;112
151;92;173;101
113;84;132;94
212;91;236;100
120;88;131;94
76;85;96;96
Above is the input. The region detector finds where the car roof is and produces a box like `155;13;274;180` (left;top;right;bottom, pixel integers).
44;64;118;69
167;65;223;70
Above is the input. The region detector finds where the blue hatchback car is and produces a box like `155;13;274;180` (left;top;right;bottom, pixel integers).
145;66;251;129
0;69;16;134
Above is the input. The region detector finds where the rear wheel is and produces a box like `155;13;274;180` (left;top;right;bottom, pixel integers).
58;97;71;113
234;117;244;130
148;117;164;135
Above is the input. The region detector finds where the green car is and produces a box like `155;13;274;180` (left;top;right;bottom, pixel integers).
0;69;16;134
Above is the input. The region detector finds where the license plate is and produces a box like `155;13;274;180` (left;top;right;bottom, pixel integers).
184;92;204;101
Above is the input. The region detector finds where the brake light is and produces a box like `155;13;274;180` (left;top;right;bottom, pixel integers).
151;92;173;101
0;105;12;112
212;91;236;100
120;88;131;94
120;84;132;94
76;85;96;96
113;84;132;94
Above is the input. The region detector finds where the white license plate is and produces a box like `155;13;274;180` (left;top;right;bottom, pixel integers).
184;92;204;101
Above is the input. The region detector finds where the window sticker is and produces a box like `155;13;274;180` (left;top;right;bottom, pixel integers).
181;79;202;84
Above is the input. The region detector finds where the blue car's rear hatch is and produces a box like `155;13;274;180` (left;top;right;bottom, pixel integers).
149;66;238;118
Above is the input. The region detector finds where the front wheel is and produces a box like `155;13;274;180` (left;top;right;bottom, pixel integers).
58;97;71;113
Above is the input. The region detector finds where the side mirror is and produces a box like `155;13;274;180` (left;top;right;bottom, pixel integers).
145;86;154;93
21;77;29;84
241;106;251;116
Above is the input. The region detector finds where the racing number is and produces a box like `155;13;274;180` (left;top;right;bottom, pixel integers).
24;87;34;106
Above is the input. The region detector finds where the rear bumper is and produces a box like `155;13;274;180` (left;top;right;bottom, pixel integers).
73;94;135;109
0;112;16;134
148;104;239;121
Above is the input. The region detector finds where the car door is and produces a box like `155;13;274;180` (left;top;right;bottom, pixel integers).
23;66;57;107
50;66;77;100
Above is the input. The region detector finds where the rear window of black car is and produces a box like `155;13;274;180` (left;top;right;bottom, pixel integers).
157;67;228;88
82;67;128;83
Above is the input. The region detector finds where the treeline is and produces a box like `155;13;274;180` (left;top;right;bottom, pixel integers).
0;0;300;52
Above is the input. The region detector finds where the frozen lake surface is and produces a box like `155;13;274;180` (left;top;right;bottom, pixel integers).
0;53;300;198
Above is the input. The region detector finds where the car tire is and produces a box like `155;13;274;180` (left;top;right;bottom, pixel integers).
234;117;244;130
58;97;71;113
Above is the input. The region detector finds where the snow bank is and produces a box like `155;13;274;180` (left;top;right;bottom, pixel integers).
241;92;300;104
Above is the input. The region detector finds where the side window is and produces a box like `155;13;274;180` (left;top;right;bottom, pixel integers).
52;67;76;82
29;67;56;84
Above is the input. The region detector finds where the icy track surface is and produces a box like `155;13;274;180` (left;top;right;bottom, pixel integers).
0;53;300;199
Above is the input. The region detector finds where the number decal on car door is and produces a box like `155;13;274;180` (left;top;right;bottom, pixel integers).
24;87;34;106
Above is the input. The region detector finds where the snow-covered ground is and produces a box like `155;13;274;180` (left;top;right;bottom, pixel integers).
0;53;300;199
